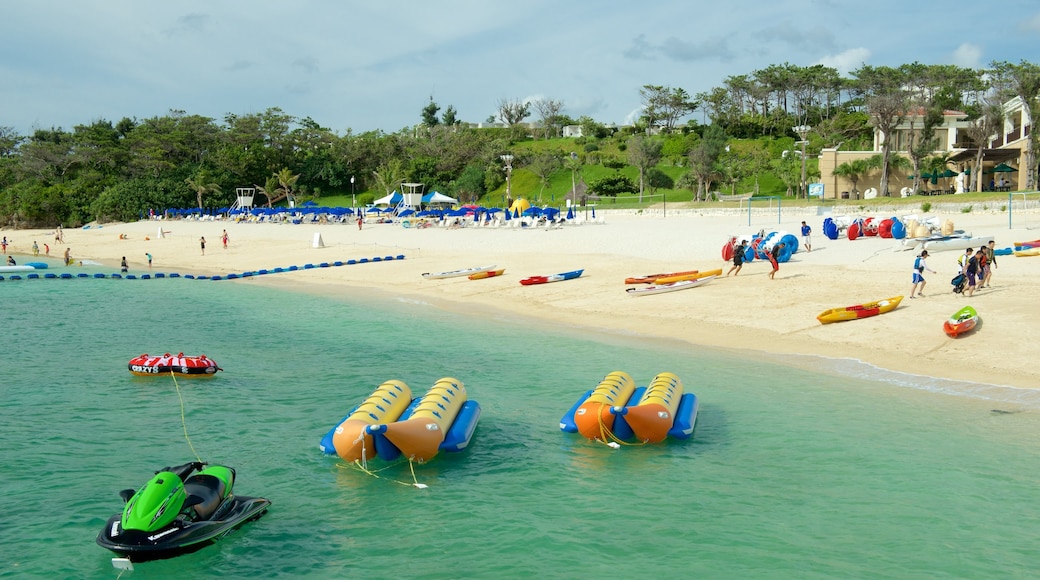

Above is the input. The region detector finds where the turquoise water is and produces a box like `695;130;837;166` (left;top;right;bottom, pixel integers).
3;267;1040;579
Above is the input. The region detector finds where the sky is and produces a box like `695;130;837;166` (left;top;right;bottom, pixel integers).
4;0;1040;137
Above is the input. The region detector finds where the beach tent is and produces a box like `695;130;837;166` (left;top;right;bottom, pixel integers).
374;191;403;205
421;191;458;205
509;198;531;215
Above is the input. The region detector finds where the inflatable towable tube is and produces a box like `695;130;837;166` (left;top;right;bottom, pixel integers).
561;371;698;444
322;378;481;463
127;353;222;377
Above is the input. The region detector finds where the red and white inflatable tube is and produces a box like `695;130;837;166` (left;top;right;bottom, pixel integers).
128;352;222;377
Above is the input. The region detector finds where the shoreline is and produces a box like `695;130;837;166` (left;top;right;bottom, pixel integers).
4;207;1039;390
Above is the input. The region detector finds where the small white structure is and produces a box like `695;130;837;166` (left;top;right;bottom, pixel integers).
312;233;325;248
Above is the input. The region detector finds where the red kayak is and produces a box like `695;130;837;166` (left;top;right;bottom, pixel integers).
520;269;583;285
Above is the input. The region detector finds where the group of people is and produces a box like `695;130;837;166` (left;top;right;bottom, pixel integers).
725;239;787;279
909;240;997;299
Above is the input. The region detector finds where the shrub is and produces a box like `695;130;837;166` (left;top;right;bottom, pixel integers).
961;205;973;213
921;202;932;212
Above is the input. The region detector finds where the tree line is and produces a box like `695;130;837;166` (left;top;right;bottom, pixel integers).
0;59;1036;227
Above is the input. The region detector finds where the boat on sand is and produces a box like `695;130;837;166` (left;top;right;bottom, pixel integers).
943;305;979;338
816;296;903;324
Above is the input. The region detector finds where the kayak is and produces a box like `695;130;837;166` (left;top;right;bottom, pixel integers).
943;305;979;338
422;265;497;279
1014;239;1040;249
625;270;698;284
652;268;722;284
626;275;716;296
468;268;505;280
520;269;584;286
1014;247;1040;257
817;296;904;324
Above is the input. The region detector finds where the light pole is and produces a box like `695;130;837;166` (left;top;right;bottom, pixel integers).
500;154;514;208
793;125;811;199
350;176;356;209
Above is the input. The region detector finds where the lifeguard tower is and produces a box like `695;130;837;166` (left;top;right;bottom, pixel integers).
231;187;256;212
401;182;425;209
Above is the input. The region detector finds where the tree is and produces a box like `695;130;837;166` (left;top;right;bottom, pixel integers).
372;158;404;196
185;169;221;209
532;98;564;140
990;60;1040;190
851;65;910;199
686;124;728;200
831;158;873;196
442;105;458;128
496;98;530;126
626;135;662;202
421;96;441;128
639;85;697;133
273;167;300;206
565;153;583;203
527;151;562;201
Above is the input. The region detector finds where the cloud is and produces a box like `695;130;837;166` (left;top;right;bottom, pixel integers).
660;36;734;62
951;43;982;68
1021;13;1040;32
816;48;871;76
623;34;656;61
164;12;209;36
292;57;319;75
758;23;837;53
622;34;734;63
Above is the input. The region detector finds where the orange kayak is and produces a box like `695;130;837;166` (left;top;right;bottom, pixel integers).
468;268;505;280
943;306;979;338
653;268;722;284
625;270;698;284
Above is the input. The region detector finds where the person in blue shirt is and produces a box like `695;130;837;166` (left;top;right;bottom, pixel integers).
800;221;812;252
910;250;936;299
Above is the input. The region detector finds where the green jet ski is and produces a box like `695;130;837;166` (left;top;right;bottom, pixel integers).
97;462;270;562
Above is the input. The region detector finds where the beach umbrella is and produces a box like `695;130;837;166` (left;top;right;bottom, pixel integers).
591;206;596;219
513;208;520;219
566;206;574;220
992;163;1015;173
504;208;511;221
941;169;958;178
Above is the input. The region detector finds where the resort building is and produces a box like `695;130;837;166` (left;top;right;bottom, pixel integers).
818;98;1032;199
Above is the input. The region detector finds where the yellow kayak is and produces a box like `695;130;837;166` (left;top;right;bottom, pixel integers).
817;296;904;324
653;268;722;284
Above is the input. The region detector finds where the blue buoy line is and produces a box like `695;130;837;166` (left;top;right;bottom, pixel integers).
0;254;406;282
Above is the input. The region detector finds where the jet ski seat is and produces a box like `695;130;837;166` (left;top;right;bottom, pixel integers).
184;474;227;520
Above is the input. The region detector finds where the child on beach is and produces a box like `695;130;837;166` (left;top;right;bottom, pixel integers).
910;250;936;299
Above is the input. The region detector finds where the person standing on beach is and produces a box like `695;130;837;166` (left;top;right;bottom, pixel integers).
357;214;364;230
964;249;982;297
200;236;206;255
982;240;997;288
145;252;152;269
726;240;747;276
63;247;71;266
120;256;128;273
800;221;812;252
55;225;64;244
958;248;973;273
44;243;50;255
1;236;7;253
221;229;229;249
32;241;39;256
768;242;785;280
910;250;935;298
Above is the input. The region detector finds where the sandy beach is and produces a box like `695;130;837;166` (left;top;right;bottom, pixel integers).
6;203;1039;390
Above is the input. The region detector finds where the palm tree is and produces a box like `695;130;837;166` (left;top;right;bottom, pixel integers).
867;153;912;196
185;170;221;210
274;168;300;206
831;158;872;197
